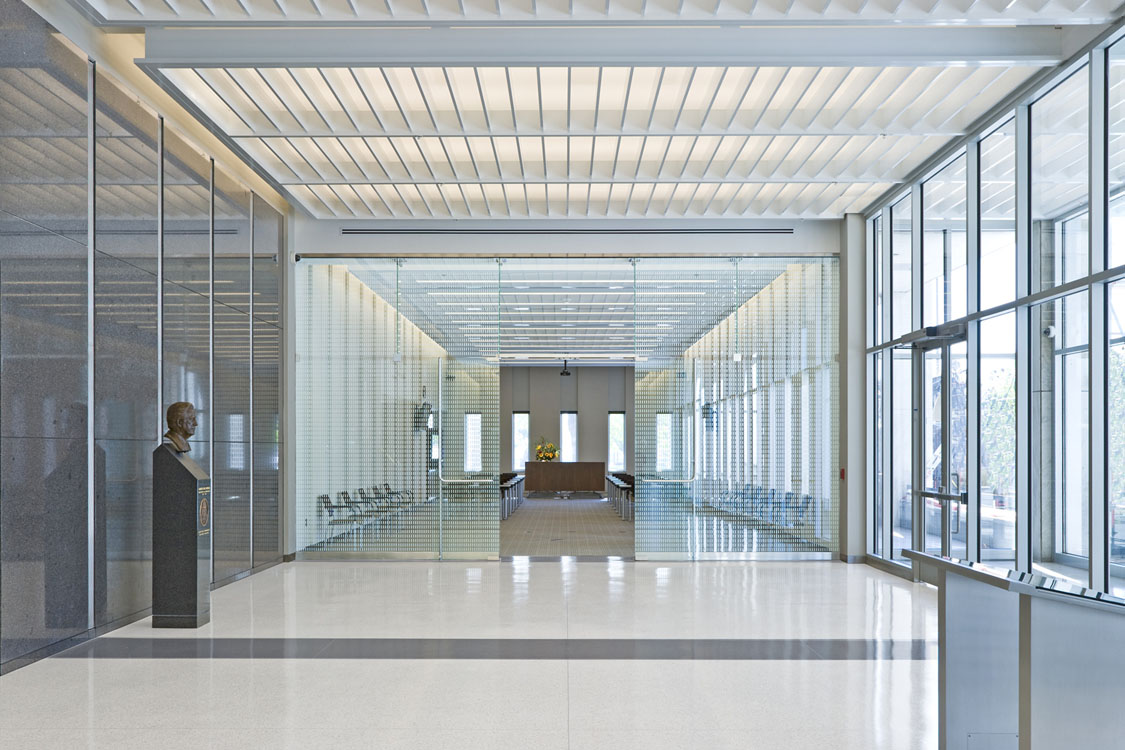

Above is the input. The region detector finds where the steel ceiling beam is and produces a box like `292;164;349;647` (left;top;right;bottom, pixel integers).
140;25;1075;68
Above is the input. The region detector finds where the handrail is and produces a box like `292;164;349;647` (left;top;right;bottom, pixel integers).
437;357;484;485
915;490;968;502
640;359;697;485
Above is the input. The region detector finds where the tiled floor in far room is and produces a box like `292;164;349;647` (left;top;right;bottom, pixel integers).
500;492;634;557
0;560;937;750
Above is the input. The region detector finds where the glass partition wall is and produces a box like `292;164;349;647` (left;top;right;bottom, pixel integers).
867;33;1125;594
296;257;838;560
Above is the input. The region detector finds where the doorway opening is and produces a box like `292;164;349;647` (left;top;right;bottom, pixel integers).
293;256;839;561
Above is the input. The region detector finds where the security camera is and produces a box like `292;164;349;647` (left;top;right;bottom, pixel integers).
1042;325;1056;339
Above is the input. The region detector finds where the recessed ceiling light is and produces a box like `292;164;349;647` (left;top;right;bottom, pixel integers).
562;324;575;327
466;307;481;311
609;285;623;289
515;307;529;311
515;323;529;327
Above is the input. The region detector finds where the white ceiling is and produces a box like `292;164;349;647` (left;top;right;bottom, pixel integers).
59;0;1121;222
76;0;1125;26
152;61;1036;219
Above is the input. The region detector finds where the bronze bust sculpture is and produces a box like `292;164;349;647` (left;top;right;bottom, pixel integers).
164;402;198;453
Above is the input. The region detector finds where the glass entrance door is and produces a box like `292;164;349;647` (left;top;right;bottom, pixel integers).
915;337;968;577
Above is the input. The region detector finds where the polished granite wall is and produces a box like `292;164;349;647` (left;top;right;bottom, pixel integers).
0;0;284;671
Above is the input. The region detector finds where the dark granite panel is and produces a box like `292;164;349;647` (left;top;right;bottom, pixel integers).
94;251;158;441
252;200;281;325
162;285;211;442
212;441;251;582
94;67;159;274
214;167;251;316
94;438;153;628
0;244;88;440
163;127;210;299
0;2;88;240
252;441;280;565
151;443;210;628
0;435;98;665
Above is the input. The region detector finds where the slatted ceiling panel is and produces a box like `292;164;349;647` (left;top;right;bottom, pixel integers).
84;0;1125;21
156;60;1040;217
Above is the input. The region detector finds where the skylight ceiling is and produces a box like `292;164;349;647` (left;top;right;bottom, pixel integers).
77;0;1125;26
153;62;1037;219
112;1;1113;222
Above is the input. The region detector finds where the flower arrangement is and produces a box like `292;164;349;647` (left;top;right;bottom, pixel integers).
535;437;560;462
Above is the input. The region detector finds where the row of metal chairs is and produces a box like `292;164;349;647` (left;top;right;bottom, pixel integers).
499;474;525;520
703;485;819;529
606;473;635;521
318;484;427;535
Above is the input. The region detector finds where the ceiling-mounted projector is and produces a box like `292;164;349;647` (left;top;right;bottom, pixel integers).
560;359;572;376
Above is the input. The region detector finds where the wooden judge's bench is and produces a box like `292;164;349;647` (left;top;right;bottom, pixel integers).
523;461;606;493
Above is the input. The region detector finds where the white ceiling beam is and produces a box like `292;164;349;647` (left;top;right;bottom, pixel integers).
141;25;1074;68
226;125;969;137
276;177;887;185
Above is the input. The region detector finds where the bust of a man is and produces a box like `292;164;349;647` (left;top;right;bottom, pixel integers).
164;402;198;454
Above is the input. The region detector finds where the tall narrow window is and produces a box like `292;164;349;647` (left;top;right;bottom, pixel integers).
512;412;529;471
891;195;914;339
464;412;482;473
980;120;1017;309
656;412;672;472
560;412;577;462
608;412;625;472
1032;68;1089;290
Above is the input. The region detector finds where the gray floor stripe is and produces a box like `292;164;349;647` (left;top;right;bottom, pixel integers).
55;637;936;661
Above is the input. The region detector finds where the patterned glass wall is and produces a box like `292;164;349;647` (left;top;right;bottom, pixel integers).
296;257;834;562
211;166;252;583
93;68;160;626
635;258;839;560
0;0;285;671
163;127;211;470
252;200;282;565
0;5;90;665
296;259;500;559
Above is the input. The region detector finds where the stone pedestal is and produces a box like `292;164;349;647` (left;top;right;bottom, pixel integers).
152;443;211;628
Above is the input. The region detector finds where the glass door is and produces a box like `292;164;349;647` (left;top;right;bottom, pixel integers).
295;257;499;559
401;258;500;560
915;336;968;580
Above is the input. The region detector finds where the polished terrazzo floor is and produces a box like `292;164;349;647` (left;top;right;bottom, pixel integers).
0;560;937;749
500;493;634;557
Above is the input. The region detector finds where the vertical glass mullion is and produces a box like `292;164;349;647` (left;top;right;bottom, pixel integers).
912;183;924;333
1091;48;1110;591
967;139;982;560
1016;104;1033;573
